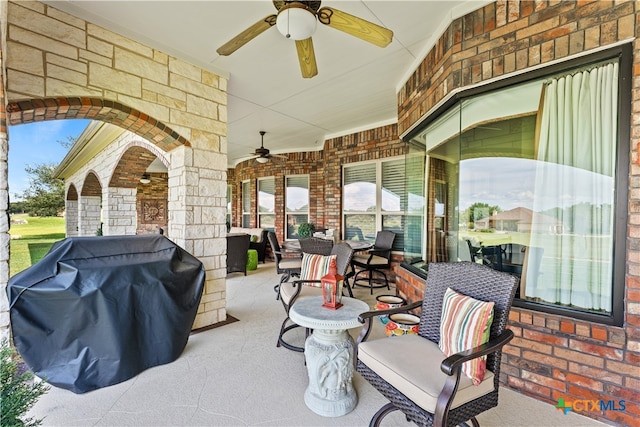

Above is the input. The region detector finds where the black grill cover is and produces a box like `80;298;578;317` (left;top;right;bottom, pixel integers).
7;234;205;394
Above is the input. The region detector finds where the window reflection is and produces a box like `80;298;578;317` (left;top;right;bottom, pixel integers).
410;58;621;319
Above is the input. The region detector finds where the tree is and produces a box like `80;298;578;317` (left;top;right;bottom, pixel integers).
464;202;502;229
18;162;65;217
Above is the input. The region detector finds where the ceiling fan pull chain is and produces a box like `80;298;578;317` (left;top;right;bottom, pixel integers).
285;8;291;38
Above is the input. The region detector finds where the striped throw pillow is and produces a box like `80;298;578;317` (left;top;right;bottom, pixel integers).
300;253;337;287
439;287;495;385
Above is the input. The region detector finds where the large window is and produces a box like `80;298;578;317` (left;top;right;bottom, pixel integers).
241;180;251;228
286;175;309;239
343;158;406;251
405;45;630;325
258;178;275;231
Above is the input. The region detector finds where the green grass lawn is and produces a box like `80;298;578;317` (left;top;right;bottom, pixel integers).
9;214;65;277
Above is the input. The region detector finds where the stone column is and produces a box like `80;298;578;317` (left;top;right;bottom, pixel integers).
168;145;227;328
0;132;9;341
65;200;79;237
103;187;136;236
79;195;102;236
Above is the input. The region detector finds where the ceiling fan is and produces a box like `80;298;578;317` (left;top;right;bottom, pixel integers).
251;131;287;164
216;1;394;78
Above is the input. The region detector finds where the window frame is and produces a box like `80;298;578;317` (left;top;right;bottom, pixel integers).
342;156;406;251
257;177;275;231
241;180;251;228
285;174;310;240
402;43;631;326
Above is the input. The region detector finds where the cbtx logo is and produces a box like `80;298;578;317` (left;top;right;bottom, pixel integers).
556;397;626;414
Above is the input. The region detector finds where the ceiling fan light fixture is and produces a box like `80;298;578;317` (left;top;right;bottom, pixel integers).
140;173;151;184
276;3;317;40
256;156;269;164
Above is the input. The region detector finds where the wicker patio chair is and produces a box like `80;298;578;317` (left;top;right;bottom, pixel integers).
277;244;354;352
351;230;395;294
356;262;519;427
226;233;250;275
267;232;302;299
330;242;355;298
298;237;334;255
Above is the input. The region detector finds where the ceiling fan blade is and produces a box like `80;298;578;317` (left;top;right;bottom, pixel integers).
317;7;393;48
295;38;318;78
216;15;277;56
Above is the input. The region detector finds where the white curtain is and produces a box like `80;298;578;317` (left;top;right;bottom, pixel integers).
527;62;618;311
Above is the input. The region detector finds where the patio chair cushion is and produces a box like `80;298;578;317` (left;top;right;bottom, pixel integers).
279;258;303;270
300;253;337;285
357;334;495;413
352;253;389;266
279;281;323;305
439;287;495;385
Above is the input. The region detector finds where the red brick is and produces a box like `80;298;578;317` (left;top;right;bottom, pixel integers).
511;337;553;354
568;362;623;385
568;340;624;361
565;372;604;392
554;348;604;368
591;325;608;341
522;350;568;370
523;329;568;346
560;320;575;334
521;370;567;391
606;360;640;378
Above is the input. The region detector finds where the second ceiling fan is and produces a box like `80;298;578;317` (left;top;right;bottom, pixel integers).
216;1;394;78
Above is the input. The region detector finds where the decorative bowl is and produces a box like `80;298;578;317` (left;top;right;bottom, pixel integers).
385;313;420;337
375;295;406;325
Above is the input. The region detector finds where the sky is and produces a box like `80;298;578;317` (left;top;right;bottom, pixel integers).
8;119;90;201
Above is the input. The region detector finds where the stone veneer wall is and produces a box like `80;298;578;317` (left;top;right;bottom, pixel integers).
0;0;229;335
396;2;639;425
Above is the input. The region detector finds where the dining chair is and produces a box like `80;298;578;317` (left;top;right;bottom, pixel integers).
351;230;395;294
356;262;519;427
226;233;250;275
466;239;482;263
267;232;302;299
481;245;503;271
276;244;354;352
298;237;334;255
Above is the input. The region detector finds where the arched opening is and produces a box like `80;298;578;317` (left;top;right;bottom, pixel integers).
79;171;102;236
108;144;169;236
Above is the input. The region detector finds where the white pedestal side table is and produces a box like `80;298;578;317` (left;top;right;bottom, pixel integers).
289;296;370;417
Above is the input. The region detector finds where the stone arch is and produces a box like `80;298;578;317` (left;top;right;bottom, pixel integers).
105;143;169;236
79;171;102;236
65;184;79;237
109;142;169;188
1;0;229;337
7;98;190;152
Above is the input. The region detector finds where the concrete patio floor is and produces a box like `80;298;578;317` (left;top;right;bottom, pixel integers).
29;262;609;426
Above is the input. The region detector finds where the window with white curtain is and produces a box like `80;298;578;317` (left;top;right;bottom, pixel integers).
285;175;309;239
406;44;630;325
343;158;406;251
258;177;275;231
241;180;251;228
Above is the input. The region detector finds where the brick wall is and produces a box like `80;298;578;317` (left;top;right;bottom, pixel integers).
135;172;168;234
229;125;406;242
397;2;639;425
